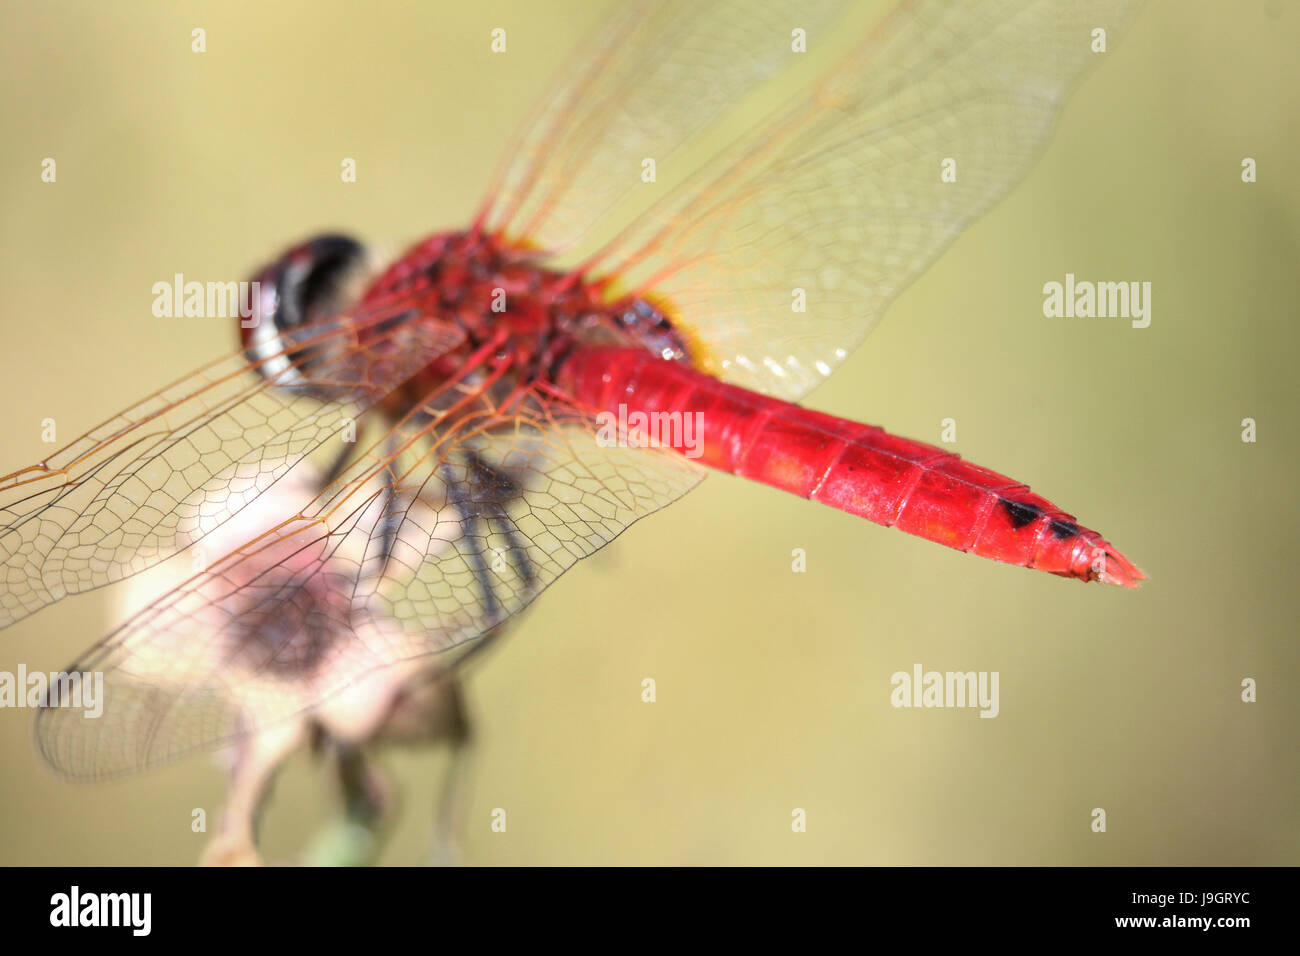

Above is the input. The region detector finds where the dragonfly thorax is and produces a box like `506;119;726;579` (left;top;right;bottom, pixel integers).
362;230;693;384
240;228;694;404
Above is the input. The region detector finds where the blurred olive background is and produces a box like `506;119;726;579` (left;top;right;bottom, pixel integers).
0;0;1295;866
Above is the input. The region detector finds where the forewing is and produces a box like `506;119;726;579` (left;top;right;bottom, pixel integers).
489;0;1140;400
0;307;464;629
478;0;851;255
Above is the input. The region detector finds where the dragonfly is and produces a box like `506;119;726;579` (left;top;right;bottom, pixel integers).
3;0;1144;790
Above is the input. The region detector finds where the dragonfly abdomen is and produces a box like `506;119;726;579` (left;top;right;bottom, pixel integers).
559;347;1142;587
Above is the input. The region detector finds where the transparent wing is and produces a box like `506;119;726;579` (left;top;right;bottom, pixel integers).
0;306;465;629
36;388;702;778
477;0;852;255
489;0;1141;400
607;0;1142;399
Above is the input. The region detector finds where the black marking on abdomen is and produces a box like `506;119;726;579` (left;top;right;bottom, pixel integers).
1049;519;1080;540
1001;499;1042;530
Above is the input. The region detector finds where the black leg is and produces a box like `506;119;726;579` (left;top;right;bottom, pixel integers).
441;448;538;624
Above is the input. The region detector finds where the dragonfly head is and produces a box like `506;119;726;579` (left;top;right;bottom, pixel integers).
241;234;371;382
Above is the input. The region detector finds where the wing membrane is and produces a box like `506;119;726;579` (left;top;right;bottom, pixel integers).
486;0;1140;400
604;0;1142;399
479;0;852;255
0;308;464;629
36;391;701;778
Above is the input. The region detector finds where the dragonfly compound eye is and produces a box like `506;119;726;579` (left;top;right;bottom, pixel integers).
242;234;370;383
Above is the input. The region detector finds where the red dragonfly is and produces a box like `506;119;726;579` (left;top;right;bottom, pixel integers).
3;0;1143;781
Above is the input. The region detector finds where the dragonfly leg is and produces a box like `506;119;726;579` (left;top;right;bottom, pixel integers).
375;474;404;580
315;430;362;491
442;448;537;622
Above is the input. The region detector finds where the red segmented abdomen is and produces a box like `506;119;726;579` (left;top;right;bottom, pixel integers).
558;347;1143;587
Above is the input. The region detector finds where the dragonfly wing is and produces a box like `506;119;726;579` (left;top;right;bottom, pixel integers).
616;0;1143;399
478;0;853;255
36;393;701;778
487;0;1141;401
0;307;465;630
